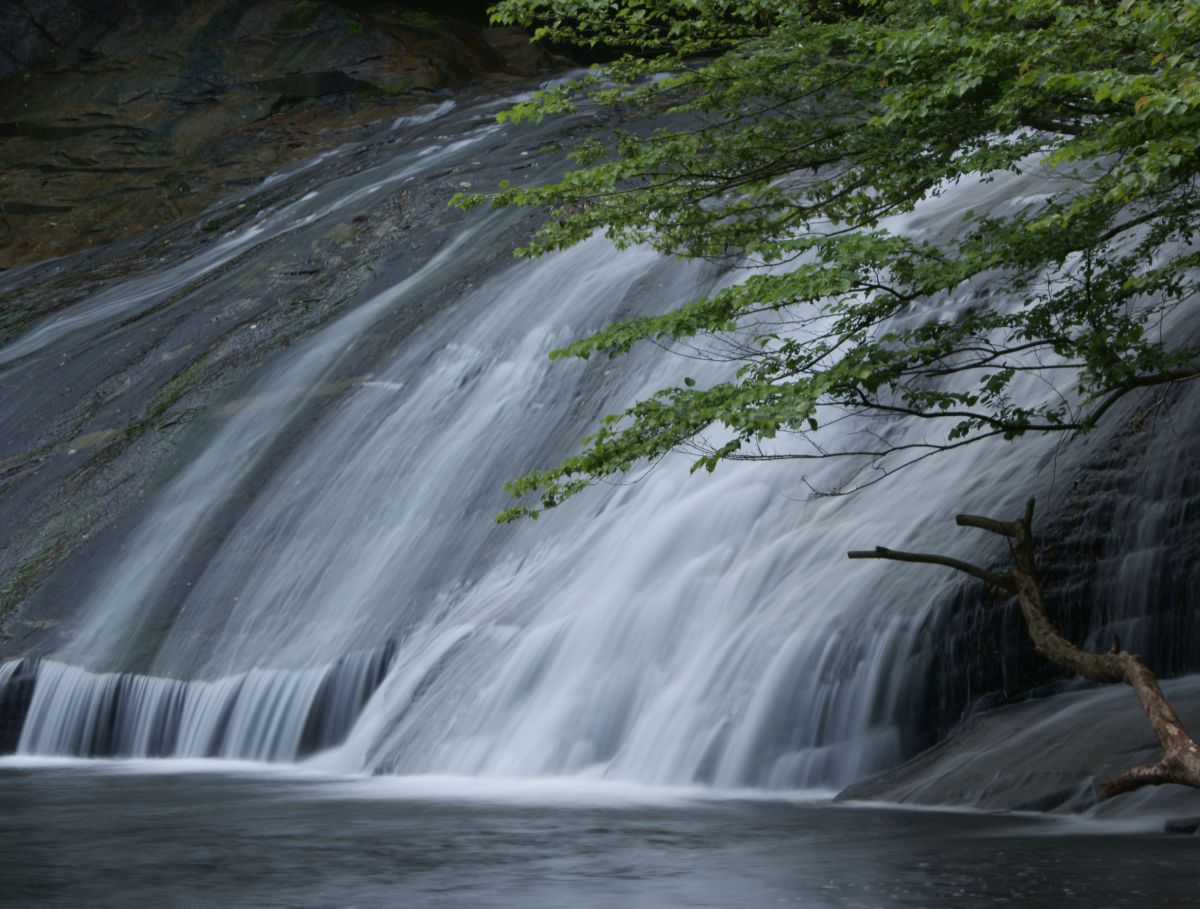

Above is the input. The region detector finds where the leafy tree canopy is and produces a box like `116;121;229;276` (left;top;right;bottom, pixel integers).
461;0;1200;520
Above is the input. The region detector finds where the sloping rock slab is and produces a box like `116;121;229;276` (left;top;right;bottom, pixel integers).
838;676;1200;820
0;0;553;267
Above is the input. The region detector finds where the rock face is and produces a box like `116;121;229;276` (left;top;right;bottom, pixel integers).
0;72;593;665
839;675;1200;819
0;0;550;268
904;366;1200;755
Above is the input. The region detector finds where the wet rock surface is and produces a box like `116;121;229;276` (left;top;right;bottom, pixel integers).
839;675;1200;818
0;0;551;268
1164;815;1200;834
0;84;591;661
903;373;1200;756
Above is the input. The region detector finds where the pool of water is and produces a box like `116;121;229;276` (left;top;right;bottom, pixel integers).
1;761;1195;908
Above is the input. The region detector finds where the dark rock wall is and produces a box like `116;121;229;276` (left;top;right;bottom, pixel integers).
0;85;586;664
915;377;1200;749
0;0;551;267
839;675;1200;815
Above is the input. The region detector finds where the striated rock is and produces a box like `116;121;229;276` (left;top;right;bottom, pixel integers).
0;81;591;660
908;370;1200;753
0;0;552;268
838;675;1200;819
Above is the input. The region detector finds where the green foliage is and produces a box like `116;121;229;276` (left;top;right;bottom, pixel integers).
475;0;1200;520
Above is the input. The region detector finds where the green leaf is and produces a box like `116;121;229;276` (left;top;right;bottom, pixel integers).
481;0;1200;517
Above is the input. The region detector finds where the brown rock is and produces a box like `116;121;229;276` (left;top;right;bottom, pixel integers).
0;0;552;269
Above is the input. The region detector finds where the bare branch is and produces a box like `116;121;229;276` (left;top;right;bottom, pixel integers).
955;513;1020;538
851;498;1200;800
846;545;1014;591
1080;368;1200;431
1098;761;1174;799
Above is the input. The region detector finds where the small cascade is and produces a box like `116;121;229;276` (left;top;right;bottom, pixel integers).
0;643;393;761
0;659;36;752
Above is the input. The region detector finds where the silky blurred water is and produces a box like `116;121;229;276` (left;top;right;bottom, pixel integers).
1;79;1191;797
1;762;1194;909
0;147;1078;788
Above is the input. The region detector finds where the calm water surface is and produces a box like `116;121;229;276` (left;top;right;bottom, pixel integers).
1;761;1195;908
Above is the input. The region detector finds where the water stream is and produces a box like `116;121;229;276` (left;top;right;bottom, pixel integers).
0;83;1181;795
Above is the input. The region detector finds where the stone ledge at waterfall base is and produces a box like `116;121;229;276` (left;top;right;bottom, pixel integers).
838;675;1200;825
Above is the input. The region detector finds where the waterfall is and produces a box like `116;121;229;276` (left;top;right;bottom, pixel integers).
8;644;392;761
0;87;1171;789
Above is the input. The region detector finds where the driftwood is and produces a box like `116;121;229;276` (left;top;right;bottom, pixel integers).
848;498;1200;798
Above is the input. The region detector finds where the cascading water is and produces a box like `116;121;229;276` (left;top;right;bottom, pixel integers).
13;644;393;760
0;84;1174;789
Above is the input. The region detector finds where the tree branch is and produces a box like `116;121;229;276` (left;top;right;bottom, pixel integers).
1079;367;1200;431
849;497;1200;799
955;513;1020;538
1098;760;1174;799
846;545;1014;591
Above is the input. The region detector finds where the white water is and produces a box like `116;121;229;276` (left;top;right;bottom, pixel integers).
0;91;1097;789
14;644;392;761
